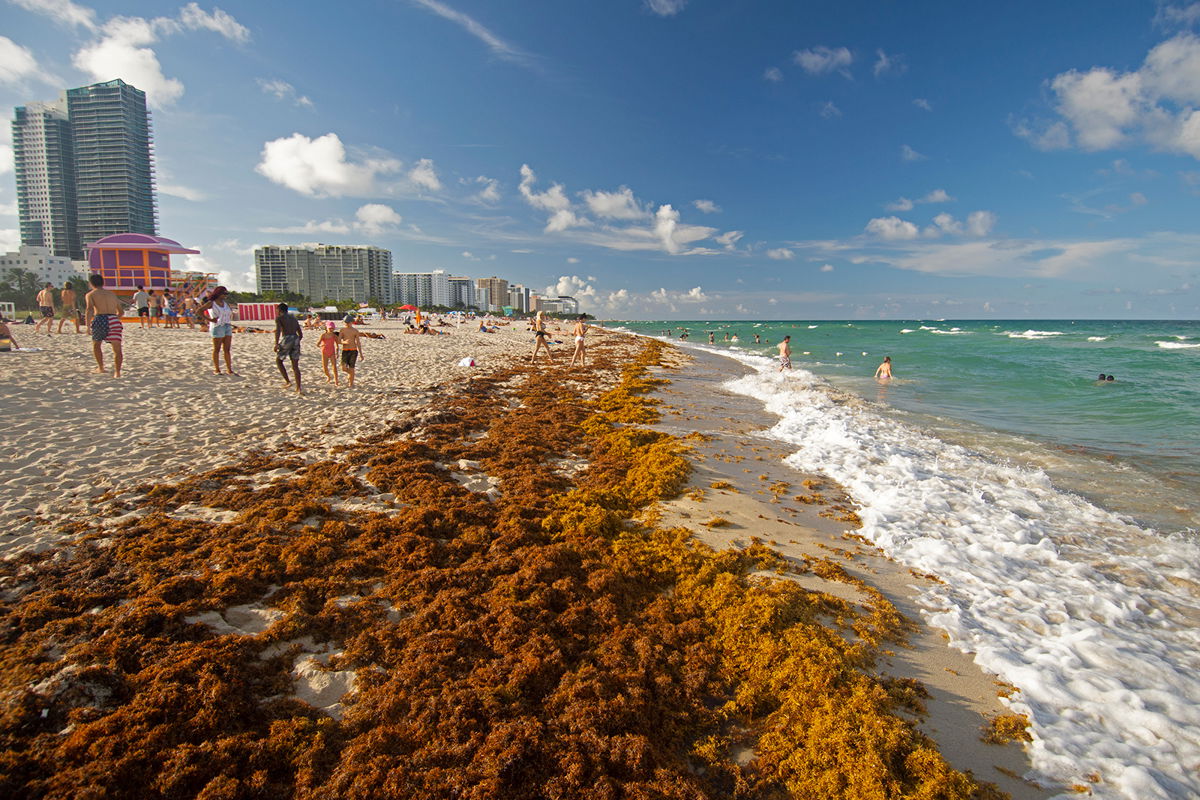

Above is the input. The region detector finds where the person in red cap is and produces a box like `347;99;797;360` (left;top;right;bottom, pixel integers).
198;286;237;375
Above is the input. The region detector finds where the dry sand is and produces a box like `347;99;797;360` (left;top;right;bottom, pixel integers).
0;317;566;556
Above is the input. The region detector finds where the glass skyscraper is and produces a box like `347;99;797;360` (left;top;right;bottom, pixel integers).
10;79;157;261
66;80;157;248
12;101;80;259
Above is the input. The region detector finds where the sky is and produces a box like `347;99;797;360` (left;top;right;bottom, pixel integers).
1;0;1199;320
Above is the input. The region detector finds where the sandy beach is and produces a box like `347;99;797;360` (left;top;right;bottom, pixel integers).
0;327;1046;798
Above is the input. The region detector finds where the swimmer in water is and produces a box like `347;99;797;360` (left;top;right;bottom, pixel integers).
874;356;893;380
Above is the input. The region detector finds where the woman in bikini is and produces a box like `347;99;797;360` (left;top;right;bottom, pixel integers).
568;315;589;368
531;310;554;364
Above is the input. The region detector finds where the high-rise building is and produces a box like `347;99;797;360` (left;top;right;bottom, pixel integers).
447;276;477;309
11;79;157;260
476;276;509;312
393;270;450;307
255;244;393;303
508;284;531;313
12;101;80;259
66;80;157;247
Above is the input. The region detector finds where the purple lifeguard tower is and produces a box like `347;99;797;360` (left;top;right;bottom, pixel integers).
87;233;201;299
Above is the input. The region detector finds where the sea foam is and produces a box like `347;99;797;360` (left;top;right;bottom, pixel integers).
1156;341;1200;349
721;355;1200;800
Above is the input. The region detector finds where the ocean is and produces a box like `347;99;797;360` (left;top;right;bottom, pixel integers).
617;319;1200;799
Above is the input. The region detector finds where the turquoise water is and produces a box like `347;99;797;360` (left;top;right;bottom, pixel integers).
619;319;1200;535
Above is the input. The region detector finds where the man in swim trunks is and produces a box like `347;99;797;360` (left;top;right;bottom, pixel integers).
778;336;791;371
84;273;124;376
57;281;82;333
273;302;303;394
338;318;364;388
34;283;55;335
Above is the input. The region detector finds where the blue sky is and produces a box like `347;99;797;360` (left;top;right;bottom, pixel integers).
1;0;1198;319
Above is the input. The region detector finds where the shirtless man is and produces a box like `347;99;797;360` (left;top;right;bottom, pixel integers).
778;335;791;371
874;356;893;380
338;319;364;387
84;273;124;376
131;286;149;329
34;283;55;335
57;281;81;333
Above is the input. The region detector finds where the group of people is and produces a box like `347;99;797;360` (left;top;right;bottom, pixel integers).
530;311;596;367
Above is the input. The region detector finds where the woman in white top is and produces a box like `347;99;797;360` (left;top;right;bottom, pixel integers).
198;286;237;375
568;315;589;368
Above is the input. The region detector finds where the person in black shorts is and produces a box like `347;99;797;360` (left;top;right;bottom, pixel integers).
273;302;303;394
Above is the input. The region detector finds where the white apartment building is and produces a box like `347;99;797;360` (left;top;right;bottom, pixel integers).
447;276;476;309
255;244;393;304
393;269;450;308
0;245;88;287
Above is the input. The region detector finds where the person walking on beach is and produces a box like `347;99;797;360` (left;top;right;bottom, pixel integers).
778;336;792;371
34;283;55;335
317;321;340;385
199;286;237;375
874;356;893;380
338;318;364;387
57;281;81;334
273;302;303;394
568;315;590;368
131;286;149;329
531;311;553;364
84;273;124;376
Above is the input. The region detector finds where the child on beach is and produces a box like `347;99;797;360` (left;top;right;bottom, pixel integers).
338;319;364;388
317;321;340;385
274;302;303;394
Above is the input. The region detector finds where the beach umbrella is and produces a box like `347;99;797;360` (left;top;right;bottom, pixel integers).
399;304;418;311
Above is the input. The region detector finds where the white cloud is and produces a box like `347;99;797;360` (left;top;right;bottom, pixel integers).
355;203;403;235
901;144;926;161
159;182;207;202
966;210;997;236
926;212;962;236
794;45;853;76
914;98;933;111
886;196;914;212
68;5;251;108
1024;33;1200;159
566;257;579;264
763;66;783;82
819;101;842;119
715;230;743;250
0;228;19;251
1156;3;1200;29
178;3;250;43
923;188;953;203
408;158;442;192
9;0;97;31
766;247;795;260
654;204;682;254
1130;191;1149;205
73;19;185;106
519;164;585;232
581;187;645;219
693;199;720;214
410;0;532;65
472;175;500;203
820;264;834;272
645;0;687;17
259;203;403;237
258;78;313;108
866;216;920;240
256;133;402;197
0;36;57;87
873;49;905;77
545;274;599;301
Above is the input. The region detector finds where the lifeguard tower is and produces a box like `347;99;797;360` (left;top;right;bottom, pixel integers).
87;233;205;299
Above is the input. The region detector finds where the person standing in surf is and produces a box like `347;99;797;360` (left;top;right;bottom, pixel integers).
874;356;893;380
778;336;792;371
